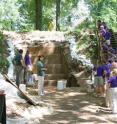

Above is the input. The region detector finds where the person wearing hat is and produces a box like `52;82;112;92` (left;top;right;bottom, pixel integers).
108;69;117;113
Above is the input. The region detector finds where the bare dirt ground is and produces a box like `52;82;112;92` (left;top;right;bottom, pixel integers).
35;87;117;124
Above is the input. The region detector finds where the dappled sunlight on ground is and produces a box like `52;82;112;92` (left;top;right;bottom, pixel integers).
27;87;117;124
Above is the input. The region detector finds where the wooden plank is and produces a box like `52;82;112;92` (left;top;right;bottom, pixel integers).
3;74;37;106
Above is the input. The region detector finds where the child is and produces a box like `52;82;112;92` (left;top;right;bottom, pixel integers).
108;69;117;113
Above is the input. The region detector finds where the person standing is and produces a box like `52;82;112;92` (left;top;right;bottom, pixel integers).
24;50;32;85
37;55;46;96
0;92;6;124
103;60;112;107
108;69;117;114
94;64;105;97
14;49;24;87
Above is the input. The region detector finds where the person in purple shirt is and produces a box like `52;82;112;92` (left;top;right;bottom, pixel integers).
96;65;104;77
25;51;32;66
108;45;116;54
101;22;107;30
104;29;111;45
103;61;112;80
103;61;112;105
100;25;106;38
108;69;117;113
24;50;32;85
102;42;109;51
104;30;111;41
108;76;117;88
94;64;105;97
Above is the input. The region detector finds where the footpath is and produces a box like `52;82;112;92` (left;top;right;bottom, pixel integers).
37;87;117;124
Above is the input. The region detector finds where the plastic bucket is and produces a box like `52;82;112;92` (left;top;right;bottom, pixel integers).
86;80;93;93
7;117;25;124
19;84;26;92
57;80;67;90
27;75;34;86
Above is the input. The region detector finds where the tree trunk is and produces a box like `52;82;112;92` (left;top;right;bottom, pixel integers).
56;0;61;31
35;0;42;30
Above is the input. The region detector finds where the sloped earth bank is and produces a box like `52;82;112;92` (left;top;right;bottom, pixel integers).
0;74;53;124
35;87;117;124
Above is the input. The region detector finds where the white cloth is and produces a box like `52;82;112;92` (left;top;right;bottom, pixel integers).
38;76;44;95
110;87;117;113
106;40;110;45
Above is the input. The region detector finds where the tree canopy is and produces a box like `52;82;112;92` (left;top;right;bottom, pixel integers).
0;0;116;32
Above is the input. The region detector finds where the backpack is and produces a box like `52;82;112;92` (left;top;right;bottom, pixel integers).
13;54;22;65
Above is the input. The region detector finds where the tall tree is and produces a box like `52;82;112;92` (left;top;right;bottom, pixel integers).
35;0;42;30
56;0;61;31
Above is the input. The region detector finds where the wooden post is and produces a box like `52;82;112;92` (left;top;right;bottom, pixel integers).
35;0;42;30
56;0;61;31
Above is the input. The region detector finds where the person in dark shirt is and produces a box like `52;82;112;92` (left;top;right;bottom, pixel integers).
14;49;24;87
37;55;47;96
97;20;102;30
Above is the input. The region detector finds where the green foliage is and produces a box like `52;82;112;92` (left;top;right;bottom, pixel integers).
0;31;9;72
73;0;116;62
0;0;20;30
0;0;116;31
76;31;98;61
0;31;5;53
0;0;34;31
0;58;9;69
86;0;117;31
18;0;35;31
42;0;55;30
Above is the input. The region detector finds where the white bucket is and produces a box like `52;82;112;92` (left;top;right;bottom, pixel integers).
19;84;26;92
57;80;67;90
7;117;25;124
27;75;34;86
86;80;93;93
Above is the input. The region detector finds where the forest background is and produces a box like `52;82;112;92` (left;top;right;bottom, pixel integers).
0;0;116;32
0;0;117;71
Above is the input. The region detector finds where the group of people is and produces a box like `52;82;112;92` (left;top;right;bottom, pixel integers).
12;20;117;112
93;60;117;114
97;20;117;60
13;49;46;96
92;20;117;114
